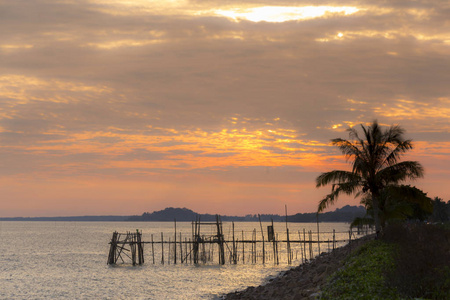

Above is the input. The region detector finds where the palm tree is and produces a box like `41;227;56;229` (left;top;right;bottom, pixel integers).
316;120;424;235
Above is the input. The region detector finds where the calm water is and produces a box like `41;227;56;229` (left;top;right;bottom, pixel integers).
0;221;353;299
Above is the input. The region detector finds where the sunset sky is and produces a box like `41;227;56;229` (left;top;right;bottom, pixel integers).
1;0;449;217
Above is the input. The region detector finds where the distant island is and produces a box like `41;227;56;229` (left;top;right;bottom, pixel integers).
127;205;366;222
0;205;366;222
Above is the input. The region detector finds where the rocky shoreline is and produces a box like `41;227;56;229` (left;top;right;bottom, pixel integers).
222;235;375;300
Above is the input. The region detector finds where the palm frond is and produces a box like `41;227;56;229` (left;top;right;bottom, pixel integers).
377;161;424;184
315;170;360;187
331;138;362;162
317;182;361;212
382;139;414;167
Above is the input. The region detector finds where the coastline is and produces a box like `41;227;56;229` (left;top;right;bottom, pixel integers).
222;234;375;300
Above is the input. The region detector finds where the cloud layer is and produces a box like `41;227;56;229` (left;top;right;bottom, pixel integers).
0;0;449;216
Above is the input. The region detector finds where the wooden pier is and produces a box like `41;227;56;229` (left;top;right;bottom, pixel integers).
107;215;373;266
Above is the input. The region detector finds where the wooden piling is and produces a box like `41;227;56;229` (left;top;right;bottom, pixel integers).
242;230;245;264
285;205;291;264
258;215;265;264
298;230;304;264
286;228;291;264
174;219;177;264
179;232;183;263
275;233;279;265
271;219;276;265
303;229;307;261
232;222;237;264
161;232;164;265
168;237;171;265
137;230;144;265
107;216;368;267
107;231;118;265
216;215;225;265
151;234;155;264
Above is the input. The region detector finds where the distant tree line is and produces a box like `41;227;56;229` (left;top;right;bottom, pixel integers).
126;205;367;223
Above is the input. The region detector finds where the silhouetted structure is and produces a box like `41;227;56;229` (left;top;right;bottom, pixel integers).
107;215;374;266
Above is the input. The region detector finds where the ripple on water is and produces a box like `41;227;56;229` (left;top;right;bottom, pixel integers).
0;221;352;299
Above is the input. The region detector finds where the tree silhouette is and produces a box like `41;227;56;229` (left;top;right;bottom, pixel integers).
316;120;424;235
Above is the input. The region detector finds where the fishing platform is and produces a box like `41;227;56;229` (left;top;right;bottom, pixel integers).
107;215;372;266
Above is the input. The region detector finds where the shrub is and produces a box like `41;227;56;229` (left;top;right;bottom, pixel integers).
383;223;450;299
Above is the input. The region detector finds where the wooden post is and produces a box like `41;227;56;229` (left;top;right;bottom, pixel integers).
107;231;118;265
258;214;265;264
131;232;136;266
251;229;254;264
303;229;307;261
284;205;291;264
184;237;188;264
168;237;171;265
272;219;276;265
287;228;291;264
232;222;237;264
216;215;225;265
179;232;183;263
189;238;192;264
137;230;144;265
298;230;304;264
254;229;257;263
193;218;199;264
275;233;279;265
174;219;177;264
161;232;164;265
242;230;245;264
151;234;155;264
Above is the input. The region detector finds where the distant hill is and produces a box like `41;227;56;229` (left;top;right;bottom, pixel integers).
0;205;366;222
288;205;367;222
127;207;211;222
127;205;367;223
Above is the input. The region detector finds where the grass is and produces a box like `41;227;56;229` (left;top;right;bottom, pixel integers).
321;223;450;299
320;240;400;299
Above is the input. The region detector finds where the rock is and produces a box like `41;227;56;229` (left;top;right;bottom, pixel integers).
222;235;375;299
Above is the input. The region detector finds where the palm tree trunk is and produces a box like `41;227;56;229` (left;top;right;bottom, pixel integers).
372;193;381;237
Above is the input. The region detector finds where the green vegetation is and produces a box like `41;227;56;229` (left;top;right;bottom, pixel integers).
321;240;399;299
321;224;450;299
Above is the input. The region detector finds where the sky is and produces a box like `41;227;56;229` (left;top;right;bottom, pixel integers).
0;0;449;217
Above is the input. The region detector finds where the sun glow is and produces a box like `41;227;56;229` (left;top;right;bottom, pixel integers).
212;6;360;22
93;1;361;22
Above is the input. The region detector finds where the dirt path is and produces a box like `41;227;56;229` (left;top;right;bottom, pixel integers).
223;235;375;300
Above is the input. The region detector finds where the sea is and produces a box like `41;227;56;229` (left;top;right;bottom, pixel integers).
0;221;354;299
